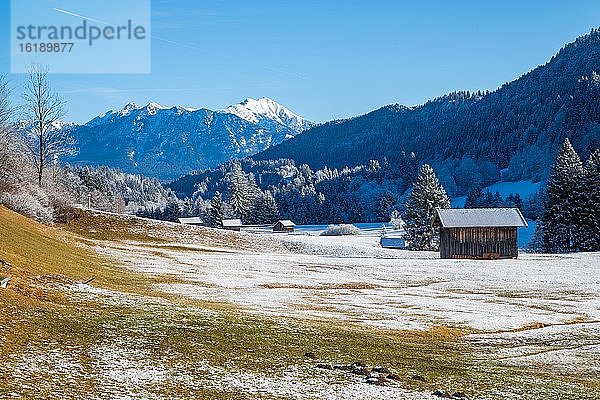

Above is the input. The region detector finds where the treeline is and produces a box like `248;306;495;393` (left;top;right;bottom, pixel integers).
465;188;523;210
538;139;600;252
168;153;420;225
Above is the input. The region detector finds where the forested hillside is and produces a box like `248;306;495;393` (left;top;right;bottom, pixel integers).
255;29;600;194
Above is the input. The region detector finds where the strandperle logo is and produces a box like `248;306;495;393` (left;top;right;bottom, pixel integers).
11;0;151;74
15;19;147;46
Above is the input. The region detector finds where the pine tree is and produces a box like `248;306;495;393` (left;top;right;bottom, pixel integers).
464;186;484;208
208;191;224;228
226;163;260;222
376;191;396;222
163;194;183;222
227;164;251;219
404;164;451;251
542;138;585;253
247;191;279;224
580;149;600;250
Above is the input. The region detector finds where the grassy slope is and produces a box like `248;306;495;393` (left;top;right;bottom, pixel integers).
0;206;597;399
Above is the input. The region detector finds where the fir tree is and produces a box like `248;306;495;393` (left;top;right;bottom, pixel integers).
404;164;451;251
247;191;279;224
542;138;584;253
580;149;600;250
464;186;484;208
163;194;183;222
208;191;224;228
376;191;396;222
227;163;256;221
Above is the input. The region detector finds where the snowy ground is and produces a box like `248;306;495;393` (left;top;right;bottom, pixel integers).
65;213;600;397
97;233;600;334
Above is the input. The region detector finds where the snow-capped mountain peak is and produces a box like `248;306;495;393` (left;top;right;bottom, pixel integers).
118;102;141;116
223;97;314;132
62;97;313;180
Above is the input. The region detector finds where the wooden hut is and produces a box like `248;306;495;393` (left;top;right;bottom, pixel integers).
273;220;295;233
178;217;204;226
222;219;242;231
380;236;406;249
434;208;528;259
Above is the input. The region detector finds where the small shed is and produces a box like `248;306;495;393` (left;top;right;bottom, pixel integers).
380;236;406;249
434;208;528;259
273;220;295;233
222;219;242;231
178;217;204;226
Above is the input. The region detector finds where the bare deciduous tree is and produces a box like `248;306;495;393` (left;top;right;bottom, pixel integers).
23;65;75;186
0;75;16;181
0;75;12;151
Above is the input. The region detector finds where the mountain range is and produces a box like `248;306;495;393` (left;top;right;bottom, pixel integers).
63;97;313;180
65;28;600;196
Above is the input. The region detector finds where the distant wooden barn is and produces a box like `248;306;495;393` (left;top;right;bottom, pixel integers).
178;217;204;226
222;219;242;231
273;220;295;233
434;208;528;259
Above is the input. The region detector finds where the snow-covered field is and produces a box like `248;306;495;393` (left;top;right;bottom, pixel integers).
97;232;600;335
76;218;600;397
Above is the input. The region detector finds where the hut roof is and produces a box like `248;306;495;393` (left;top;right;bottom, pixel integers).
435;208;528;228
276;220;296;227
178;217;203;225
222;219;242;227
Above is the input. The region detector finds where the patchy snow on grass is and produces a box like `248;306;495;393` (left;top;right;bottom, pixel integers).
201;364;438;400
89;341;173;399
98;233;600;333
87;228;600;387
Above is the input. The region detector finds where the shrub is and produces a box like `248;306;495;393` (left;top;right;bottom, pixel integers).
48;193;79;223
320;224;361;236
0;188;54;224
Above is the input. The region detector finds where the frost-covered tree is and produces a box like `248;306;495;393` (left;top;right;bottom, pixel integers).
580;149;600;251
389;210;405;230
404;164;450;251
23;65;75;186
208;191;224;228
376;191;396;222
247;191;279;224
226;162;259;221
163;194;183;222
0;76;33;195
0;75;12;159
0;75;15;186
542;138;585;253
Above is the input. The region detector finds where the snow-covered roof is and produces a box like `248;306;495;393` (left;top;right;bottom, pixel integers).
178;217;203;225
276;220;296;227
435;208;528;228
222;219;242;227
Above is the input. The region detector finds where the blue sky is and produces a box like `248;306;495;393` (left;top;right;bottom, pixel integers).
2;0;600;123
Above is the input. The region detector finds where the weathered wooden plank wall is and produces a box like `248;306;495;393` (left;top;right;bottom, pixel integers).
440;227;518;259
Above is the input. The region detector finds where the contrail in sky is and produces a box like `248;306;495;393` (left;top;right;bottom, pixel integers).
53;8;107;25
54;7;204;51
52;7;309;81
